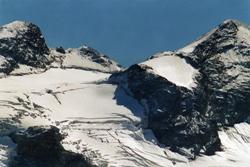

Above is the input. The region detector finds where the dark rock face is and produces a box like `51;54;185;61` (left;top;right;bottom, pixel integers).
9;126;90;167
110;20;250;158
111;64;221;158
0;55;16;73
0;21;50;72
186;20;250;127
56;46;66;54
0;21;122;74
78;45;122;69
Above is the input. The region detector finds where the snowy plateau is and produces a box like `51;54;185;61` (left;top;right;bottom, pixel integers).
0;19;250;167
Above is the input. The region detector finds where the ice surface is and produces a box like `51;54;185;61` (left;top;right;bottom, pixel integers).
141;55;198;89
0;68;185;167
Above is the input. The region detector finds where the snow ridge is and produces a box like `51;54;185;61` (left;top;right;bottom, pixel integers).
1;19;250;167
141;54;198;89
0;21;122;76
0;21;28;39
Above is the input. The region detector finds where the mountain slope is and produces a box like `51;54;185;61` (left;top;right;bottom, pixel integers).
0;21;186;167
0;21;122;76
111;19;250;165
1;19;250;167
0;21;50;72
49;45;122;73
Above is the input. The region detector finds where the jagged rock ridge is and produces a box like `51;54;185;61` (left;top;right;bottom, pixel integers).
49;45;122;73
0;21;50;73
111;19;250;158
0;21;122;75
1;19;250;167
0;20;123;167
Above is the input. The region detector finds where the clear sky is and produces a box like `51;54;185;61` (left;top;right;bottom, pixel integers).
1;0;250;66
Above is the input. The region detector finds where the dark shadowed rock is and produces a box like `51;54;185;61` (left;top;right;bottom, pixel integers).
0;21;50;73
78;45;123;69
56;46;66;54
0;21;122;75
9;125;91;167
110;64;221;158
110;19;250;158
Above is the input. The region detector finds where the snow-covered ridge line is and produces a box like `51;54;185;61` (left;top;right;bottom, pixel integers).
140;54;199;89
0;68;187;167
177;19;250;55
49;46;122;73
1;19;250;167
110;18;250;166
0;21;29;39
0;20;122;76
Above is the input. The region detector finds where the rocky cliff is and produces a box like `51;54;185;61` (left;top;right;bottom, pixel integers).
111;19;250;158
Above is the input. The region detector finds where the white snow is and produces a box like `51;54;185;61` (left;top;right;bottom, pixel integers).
49;48;122;73
0;68;109;92
9;64;45;76
62;49;111;71
237;25;250;44
0;21;28;39
191;123;250;167
0;137;16;167
1;19;250;165
141;55;198;89
0;64;249;167
0;68;184;167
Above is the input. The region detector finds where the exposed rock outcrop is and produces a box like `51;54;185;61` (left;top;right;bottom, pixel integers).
9;126;91;167
110;19;250;158
0;21;122;75
0;21;50;72
50;45;122;73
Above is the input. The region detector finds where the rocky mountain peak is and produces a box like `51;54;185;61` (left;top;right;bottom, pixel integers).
218;19;240;33
218;19;250;32
0;21;29;38
78;45;99;56
49;44;122;73
0;21;46;41
111;19;250;158
1;18;250;166
182;19;250;68
0;21;122;75
0;21;50;72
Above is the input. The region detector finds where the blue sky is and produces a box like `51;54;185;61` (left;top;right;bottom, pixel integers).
1;0;250;66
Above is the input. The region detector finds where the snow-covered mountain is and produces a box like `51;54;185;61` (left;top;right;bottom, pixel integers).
0;19;250;167
111;19;250;166
0;21;121;76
